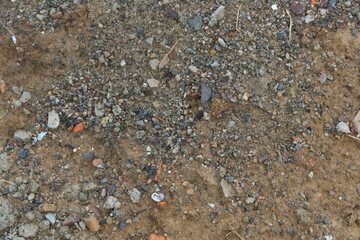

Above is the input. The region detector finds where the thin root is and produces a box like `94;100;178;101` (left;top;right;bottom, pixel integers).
236;5;242;32
285;8;293;43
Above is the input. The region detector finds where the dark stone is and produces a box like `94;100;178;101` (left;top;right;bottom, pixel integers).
107;184;116;195
83;153;94;160
118;221;126;230
139;184;149;192
18;148;28;159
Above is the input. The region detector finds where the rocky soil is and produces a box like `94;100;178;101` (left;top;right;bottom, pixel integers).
0;0;360;239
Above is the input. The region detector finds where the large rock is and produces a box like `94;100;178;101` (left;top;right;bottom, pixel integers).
0;197;15;231
47;110;60;129
14;130;32;142
0;152;14;171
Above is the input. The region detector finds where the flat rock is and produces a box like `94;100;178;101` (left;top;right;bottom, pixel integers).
47;110;60;129
19;91;31;103
0;197;15;231
18;223;39;238
209;5;225;27
103;196;119;209
220;179;237;198
188;16;202;31
14;130;32;142
149;59;160;70
0;152;14;171
147;79;159;88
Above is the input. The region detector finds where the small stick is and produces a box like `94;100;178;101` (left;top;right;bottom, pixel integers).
347;134;360;141
166;40;179;55
0;20;17;37
236;5;242;32
285;8;293;43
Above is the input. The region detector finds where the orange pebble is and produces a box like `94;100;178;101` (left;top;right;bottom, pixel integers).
73;123;85;133
156;201;167;207
85;215;100;232
149;234;172;240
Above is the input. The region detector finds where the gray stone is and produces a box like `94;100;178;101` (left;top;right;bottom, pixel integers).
188;16;202;31
13;237;25;240
218;38;227;48
245;197;255;204
149;59;160;70
0;197;15;231
129;188;141;203
14;130;31;142
45;213;56;224
336;122;350;133
78;192;88;201
145;37;154;45
319;73;327;84
95;105;105;117
304;15;315;23
39;220;50;230
189;65;199;73
0;152;14;171
209;5;226;27
19;91;31;103
112;105;122;116
83;182;97;191
147;79;159;88
47;110;60;129
103;196;119;209
18;223;39;238
135;130;146;139
295;208;312;224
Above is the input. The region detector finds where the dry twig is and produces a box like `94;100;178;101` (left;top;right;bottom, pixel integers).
225;224;245;240
285;8;293;43
159;40;179;70
236;5;242;32
0;179;14;185
0;19;16;36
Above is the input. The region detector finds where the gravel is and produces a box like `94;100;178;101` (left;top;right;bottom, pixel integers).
0;0;359;239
